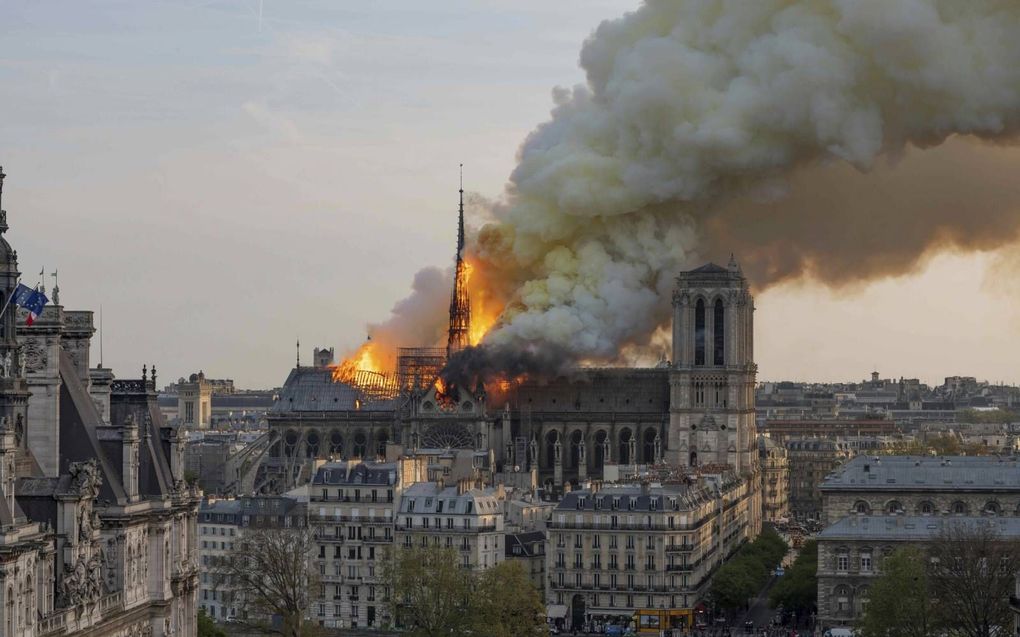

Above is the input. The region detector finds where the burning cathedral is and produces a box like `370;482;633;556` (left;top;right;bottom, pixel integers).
261;184;761;527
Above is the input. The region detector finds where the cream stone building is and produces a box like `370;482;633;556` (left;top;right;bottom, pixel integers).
0;168;199;637
197;496;307;622
395;480;506;571
177;372;211;429
816;455;1020;628
308;458;424;629
546;475;753;633
759;436;789;523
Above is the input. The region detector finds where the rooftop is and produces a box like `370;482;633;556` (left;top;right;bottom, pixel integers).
821;455;1020;491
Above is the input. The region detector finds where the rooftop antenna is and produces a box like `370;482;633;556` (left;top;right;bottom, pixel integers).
296;337;301;368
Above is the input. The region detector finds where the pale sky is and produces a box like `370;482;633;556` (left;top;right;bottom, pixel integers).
1;1;1017;389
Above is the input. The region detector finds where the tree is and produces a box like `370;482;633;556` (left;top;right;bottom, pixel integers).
769;539;817;620
857;547;936;637
383;546;476;637
928;522;1020;637
473;561;546;637
197;609;227;637
711;529;789;613
214;526;318;637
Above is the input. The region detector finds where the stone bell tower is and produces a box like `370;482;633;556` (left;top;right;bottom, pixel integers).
667;257;757;474
0;167;31;454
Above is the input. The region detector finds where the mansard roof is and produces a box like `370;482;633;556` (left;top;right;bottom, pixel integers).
820;455;1020;492
311;461;397;487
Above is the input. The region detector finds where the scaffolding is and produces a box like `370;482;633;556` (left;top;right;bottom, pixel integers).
397;347;446;393
352;369;399;402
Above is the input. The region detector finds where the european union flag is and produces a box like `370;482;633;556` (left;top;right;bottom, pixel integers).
11;283;48;326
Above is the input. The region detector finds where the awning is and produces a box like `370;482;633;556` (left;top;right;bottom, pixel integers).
547;605;568;619
589;608;636;618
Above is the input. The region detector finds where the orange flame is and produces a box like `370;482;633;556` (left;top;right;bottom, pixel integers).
332;341;384;383
465;258;501;346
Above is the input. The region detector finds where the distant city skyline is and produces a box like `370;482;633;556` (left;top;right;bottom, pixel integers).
2;1;1019;389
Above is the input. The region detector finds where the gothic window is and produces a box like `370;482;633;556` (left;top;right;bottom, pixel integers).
713;299;725;365
352;432;367;457
618;429;632;465
545;431;559;468
643;428;657;463
328;430;344;455
305;430;320;458
694;299;705;366
594;430;608;467
375;430;389;457
569;430;583;469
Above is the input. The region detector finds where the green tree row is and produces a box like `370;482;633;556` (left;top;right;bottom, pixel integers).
709;528;788;612
768;539;817;619
384;545;546;637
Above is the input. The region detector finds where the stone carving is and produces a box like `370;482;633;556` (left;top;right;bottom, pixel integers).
0;351;10;377
21;339;46;372
57;552;103;608
69;459;102;499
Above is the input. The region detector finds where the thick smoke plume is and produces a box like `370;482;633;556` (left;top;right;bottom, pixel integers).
357;0;1020;380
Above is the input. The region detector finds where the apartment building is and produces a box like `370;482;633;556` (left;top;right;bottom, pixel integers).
545;474;753;633
759;435;790;523
395;479;506;570
308;459;423;629
198;495;307;621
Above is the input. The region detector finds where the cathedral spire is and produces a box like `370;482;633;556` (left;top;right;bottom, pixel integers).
447;164;471;360
457;163;465;257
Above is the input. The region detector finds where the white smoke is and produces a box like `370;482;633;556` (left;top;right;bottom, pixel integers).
470;0;1020;364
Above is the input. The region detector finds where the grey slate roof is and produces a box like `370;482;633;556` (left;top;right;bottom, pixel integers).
821;455;1020;491
311;461;397;487
271;367;400;413
818;515;1020;541
555;484;715;513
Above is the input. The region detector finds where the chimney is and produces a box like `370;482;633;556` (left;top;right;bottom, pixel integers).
641;481;651;496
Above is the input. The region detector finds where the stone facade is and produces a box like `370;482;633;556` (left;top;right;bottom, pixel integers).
0;171;199;637
785;439;854;521
815;455;1020;628
759;436;789;523
545;475;753;632
308;460;416;630
177;372;211;429
197;495;307;621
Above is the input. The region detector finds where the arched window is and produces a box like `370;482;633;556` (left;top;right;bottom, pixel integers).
618;429;632;465
853;501;871;515
885;500;903;514
983;501;1001;516
918;501;935;516
951;501;968;516
694;299;705;366
713;299;725;365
